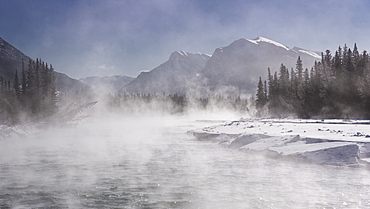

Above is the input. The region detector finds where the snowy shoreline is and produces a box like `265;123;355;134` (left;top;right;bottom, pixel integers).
191;119;370;167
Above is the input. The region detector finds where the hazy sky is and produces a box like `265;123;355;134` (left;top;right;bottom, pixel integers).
1;0;370;79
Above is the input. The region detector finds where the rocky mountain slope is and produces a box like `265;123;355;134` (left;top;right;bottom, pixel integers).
121;51;211;95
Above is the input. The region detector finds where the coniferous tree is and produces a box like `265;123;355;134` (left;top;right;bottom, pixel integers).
296;56;303;84
48;64;57;113
0;57;59;124
13;70;20;97
267;68;273;100
264;80;268;101
256;76;267;109
290;68;296;100
21;59;27;95
257;43;370;119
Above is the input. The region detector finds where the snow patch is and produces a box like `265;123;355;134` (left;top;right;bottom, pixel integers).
247;36;290;50
178;51;188;57
296;49;321;59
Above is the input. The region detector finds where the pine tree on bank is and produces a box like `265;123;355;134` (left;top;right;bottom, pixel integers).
256;43;370;119
256;76;267;109
0;58;58;124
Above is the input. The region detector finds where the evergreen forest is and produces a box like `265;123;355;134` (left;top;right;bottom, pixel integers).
0;58;57;124
3;43;370;125
106;93;250;115
256;44;370;119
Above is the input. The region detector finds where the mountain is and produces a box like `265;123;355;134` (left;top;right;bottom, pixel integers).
121;51;211;95
0;37;92;99
80;75;134;95
118;37;320;97
199;37;321;95
1;36;321;99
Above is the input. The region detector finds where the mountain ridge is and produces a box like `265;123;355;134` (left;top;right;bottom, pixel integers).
118;36;321;96
121;51;211;95
1;36;322;98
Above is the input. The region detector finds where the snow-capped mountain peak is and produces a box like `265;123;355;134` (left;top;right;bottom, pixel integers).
247;36;290;50
120;36;321;96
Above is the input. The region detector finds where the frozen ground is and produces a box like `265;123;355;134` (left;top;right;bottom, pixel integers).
192;118;370;167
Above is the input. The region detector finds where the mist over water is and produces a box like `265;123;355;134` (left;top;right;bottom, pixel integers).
1;113;370;208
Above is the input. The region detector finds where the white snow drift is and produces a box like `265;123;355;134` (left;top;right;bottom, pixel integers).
192;119;370;167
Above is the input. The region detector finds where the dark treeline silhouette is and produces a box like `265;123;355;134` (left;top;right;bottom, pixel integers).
106;93;250;114
256;44;370;119
0;58;57;124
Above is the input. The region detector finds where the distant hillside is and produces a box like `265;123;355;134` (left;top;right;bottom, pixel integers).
0;37;92;98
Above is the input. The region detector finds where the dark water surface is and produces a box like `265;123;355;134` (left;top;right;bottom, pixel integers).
1;116;370;208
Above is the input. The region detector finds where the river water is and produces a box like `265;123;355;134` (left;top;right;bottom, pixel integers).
1;115;370;208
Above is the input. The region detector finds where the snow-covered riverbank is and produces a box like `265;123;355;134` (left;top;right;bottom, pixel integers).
192;119;370;167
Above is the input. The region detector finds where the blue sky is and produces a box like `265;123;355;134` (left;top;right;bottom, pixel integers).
1;0;370;79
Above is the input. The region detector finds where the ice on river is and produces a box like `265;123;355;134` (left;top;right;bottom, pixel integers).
192;118;370;166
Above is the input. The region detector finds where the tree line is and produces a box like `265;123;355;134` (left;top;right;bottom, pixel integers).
256;44;370;119
0;58;57;124
106;93;250;115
